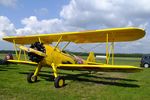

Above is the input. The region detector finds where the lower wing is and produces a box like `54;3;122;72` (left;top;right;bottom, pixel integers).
57;64;142;73
7;60;37;65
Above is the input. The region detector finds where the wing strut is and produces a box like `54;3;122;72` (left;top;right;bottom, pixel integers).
111;42;114;65
38;37;42;43
61;42;70;52
54;36;62;50
13;40;19;59
105;34;115;65
18;49;22;60
106;33;109;64
23;49;27;61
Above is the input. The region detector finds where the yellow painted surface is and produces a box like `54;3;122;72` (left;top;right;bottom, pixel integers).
18;45;46;57
7;60;37;65
34;64;42;76
42;44;75;66
51;63;58;78
86;52;95;62
58;64;142;72
3;27;145;44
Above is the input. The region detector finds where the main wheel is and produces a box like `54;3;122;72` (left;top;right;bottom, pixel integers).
54;76;65;88
144;63;149;68
27;72;37;83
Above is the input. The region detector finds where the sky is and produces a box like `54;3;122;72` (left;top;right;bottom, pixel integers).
0;0;150;53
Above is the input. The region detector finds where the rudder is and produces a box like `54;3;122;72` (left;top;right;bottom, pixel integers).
87;52;95;62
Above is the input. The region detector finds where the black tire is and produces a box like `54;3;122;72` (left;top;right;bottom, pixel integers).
54;76;65;88
143;63;149;68
27;72;37;83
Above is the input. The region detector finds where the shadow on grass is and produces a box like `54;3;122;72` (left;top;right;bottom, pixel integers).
0;69;8;71
71;77;140;88
19;71;139;88
0;65;18;71
78;74;138;82
28;70;53;74
19;72;54;81
63;73;139;88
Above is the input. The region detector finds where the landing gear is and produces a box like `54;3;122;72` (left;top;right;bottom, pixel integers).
27;64;41;83
27;63;65;88
27;72;37;83
51;63;65;88
54;76;65;88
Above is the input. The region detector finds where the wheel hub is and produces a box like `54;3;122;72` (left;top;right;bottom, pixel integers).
31;76;36;82
59;79;64;87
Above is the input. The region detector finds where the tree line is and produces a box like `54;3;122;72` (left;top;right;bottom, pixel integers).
0;50;148;58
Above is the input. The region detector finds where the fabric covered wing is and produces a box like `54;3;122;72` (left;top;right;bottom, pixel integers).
3;27;145;44
57;64;142;73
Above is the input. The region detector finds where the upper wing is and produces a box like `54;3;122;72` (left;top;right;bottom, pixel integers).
57;64;142;73
3;27;145;44
7;60;37;65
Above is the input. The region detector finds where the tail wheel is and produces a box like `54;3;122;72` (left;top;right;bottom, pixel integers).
27;72;37;83
54;76;65;88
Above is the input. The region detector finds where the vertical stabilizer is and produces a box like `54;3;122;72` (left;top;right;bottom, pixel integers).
87;52;95;62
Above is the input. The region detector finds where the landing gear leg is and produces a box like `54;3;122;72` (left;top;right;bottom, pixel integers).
51;63;65;88
27;64;42;83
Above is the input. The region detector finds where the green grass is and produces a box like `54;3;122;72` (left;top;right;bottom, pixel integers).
0;56;150;100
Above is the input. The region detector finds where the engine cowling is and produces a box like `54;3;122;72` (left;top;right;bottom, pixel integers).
28;42;46;63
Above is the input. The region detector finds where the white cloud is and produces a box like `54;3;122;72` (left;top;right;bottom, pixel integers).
0;15;83;37
16;16;83;35
0;16;16;37
0;0;17;8
2;0;149;36
60;0;150;29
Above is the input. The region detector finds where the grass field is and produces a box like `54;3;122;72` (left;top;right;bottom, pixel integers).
0;55;150;100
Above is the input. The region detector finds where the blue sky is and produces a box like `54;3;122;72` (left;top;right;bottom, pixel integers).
0;0;150;53
0;0;69;28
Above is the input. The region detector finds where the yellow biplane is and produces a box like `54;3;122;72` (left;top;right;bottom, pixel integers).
3;27;145;88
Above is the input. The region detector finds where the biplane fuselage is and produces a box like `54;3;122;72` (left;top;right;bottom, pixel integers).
42;44;75;66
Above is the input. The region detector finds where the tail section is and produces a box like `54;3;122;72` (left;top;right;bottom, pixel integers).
87;52;96;62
